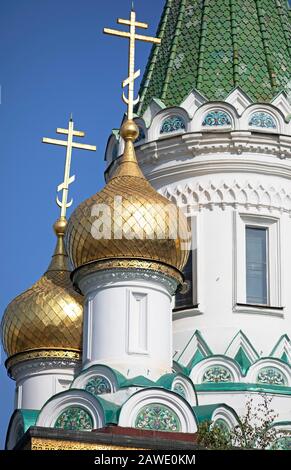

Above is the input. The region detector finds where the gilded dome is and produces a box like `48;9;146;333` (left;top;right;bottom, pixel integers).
65;121;190;281
1;219;83;363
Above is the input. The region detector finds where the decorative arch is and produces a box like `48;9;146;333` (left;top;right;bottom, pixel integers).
202;366;233;383
156;373;197;406
135;404;181;432
72;364;120;396
202;110;232;127
211;406;240;431
172;376;195;405
160;115;186;134
118;388;197;434
190;356;242;384
54;406;93;431
246;359;291;386
149;107;189;141
36;389;105;430
256;367;288;386
248;112;276;129
242;104;284;132
190;101;238;132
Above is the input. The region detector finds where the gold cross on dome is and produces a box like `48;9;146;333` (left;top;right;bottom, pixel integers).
43;115;96;219
104;5;161;120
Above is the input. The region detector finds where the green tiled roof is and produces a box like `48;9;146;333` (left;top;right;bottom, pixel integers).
137;0;291;113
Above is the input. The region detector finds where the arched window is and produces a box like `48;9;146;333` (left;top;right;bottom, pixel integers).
160;115;186;134
248;112;276;129
202;110;232;127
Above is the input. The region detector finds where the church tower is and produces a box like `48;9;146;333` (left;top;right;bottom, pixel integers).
105;0;291;441
2;1;291;451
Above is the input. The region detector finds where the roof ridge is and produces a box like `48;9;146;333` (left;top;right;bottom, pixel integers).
196;0;209;91
229;0;239;87
255;0;276;89
137;0;173;114
275;0;291;59
161;0;187;101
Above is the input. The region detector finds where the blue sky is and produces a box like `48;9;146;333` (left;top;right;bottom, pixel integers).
0;0;164;448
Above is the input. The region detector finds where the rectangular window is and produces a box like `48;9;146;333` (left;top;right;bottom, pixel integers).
234;214;282;314
245;227;268;305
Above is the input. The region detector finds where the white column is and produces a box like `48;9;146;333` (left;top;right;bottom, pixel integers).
77;269;178;380
10;358;80;410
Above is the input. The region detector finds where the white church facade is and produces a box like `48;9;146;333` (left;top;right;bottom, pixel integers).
1;0;291;450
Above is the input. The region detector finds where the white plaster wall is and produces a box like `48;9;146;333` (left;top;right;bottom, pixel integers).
78;271;176;380
172;202;291;357
11;360;79;410
137;143;291;359
197;390;291;423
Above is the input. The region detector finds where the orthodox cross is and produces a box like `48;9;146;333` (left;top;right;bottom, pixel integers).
104;4;161;120
43;116;96;218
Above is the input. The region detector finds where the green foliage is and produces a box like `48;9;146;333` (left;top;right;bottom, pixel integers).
197;394;291;450
197;420;231;450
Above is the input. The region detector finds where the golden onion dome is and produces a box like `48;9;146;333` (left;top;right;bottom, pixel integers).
65;120;190;284
1;218;83;367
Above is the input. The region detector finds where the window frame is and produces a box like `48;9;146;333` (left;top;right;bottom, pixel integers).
233;213;283;315
245;225;269;305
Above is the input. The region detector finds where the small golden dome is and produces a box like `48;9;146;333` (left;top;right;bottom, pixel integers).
65;121;190;282
1;219;83;363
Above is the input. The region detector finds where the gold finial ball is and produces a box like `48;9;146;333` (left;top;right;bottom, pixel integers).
53;218;67;236
120;120;139;142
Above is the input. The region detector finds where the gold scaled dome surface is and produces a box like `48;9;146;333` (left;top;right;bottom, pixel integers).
1;219;83;360
65;121;190;278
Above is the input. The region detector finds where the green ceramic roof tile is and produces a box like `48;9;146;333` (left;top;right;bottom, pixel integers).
137;0;291;113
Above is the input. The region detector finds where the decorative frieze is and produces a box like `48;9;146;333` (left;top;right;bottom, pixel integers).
162;180;291;214
54;407;93;431
135;404;181;432
85;376;112;397
202;366;232;383
257;367;287;386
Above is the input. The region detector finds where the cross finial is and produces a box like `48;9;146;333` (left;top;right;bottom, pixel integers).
43;116;96;219
104;6;161;120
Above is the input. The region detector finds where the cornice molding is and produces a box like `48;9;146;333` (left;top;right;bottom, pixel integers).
7;349;81;377
76;266;179;297
106;130;291;184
